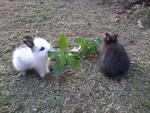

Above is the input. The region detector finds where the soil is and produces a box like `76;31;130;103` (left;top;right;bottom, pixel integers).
0;0;150;113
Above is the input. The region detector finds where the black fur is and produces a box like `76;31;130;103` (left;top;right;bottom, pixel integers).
99;33;130;80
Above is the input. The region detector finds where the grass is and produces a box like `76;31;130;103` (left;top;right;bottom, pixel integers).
0;0;150;113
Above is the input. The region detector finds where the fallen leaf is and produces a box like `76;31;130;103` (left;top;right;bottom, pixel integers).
137;20;144;29
114;18;120;22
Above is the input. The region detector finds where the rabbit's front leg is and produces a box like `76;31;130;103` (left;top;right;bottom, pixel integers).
45;60;50;74
37;68;46;78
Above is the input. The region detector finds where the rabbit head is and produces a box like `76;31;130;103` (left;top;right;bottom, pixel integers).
104;33;118;44
23;36;51;59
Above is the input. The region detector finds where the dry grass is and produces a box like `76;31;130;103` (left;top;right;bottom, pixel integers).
0;0;150;113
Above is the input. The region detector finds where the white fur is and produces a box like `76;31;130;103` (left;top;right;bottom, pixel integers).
12;37;51;78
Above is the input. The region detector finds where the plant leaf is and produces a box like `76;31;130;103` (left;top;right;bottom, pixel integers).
52;65;64;76
95;38;101;46
66;53;79;70
75;38;86;48
49;49;66;75
58;33;68;50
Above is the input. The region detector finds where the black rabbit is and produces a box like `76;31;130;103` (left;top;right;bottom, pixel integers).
99;33;130;81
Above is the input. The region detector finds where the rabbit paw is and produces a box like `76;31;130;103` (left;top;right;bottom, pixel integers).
46;68;50;74
39;71;46;78
39;74;46;78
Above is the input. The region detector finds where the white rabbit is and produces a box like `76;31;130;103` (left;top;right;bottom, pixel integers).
12;36;51;78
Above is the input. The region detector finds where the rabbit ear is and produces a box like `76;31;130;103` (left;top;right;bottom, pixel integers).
112;34;118;38
24;36;34;41
105;32;111;42
112;34;118;41
23;40;34;49
106;32;111;37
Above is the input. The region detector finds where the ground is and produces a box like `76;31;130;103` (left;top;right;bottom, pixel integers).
0;0;150;113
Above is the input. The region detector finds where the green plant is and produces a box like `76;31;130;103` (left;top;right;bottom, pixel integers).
75;37;101;58
49;33;79;75
49;33;101;76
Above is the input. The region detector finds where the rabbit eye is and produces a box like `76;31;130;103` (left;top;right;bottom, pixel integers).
39;47;45;51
